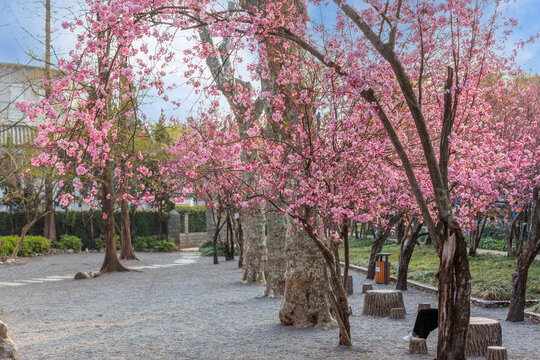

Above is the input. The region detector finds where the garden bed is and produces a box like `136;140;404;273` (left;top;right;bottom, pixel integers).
345;238;540;300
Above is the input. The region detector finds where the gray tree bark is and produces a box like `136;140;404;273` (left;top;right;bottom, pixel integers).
279;218;336;329
265;209;286;296
241;206;267;283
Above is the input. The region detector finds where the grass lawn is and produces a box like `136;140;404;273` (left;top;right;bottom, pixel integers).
344;238;540;300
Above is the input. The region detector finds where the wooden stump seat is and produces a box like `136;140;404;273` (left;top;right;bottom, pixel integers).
465;317;502;356
417;303;431;311
486;346;507;360
362;290;405;317
409;338;427;354
390;307;405;319
362;283;373;293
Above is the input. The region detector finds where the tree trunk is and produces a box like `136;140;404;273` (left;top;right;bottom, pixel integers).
88;211;95;249
235;216;243;268
264;209;286;297
212;215;223;265
279;217;335;329
43;181;56;242
99;171;129;274
396;220;423;290
507;187;540;322
504;211;520;257
367;214;401;279
436;220;471;360
11;211;51;259
42;0;55;244
241;206;266;283
469;214;487;256
396;218;407;245
119;199;138;260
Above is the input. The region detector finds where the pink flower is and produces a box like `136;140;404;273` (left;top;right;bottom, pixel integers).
76;165;87;175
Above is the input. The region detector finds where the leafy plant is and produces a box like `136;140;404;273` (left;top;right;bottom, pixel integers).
54;234;83;251
0;235;51;256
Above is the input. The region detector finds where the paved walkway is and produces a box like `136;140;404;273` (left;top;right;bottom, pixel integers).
1;251;539;359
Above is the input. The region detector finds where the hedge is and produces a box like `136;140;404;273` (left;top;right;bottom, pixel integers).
175;205;206;233
0;235;51;257
0;210;169;250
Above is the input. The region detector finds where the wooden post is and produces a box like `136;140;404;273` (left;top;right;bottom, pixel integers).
466;317;502;356
409;338;427;354
362;283;373;293
362;290;405;317
346;275;353;295
486;346;507;360
417;303;431;311
390;307;405;319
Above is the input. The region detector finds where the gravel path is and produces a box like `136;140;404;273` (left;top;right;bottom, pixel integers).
1;251;539;360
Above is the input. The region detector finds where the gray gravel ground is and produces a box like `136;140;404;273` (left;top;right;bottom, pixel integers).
1;251;539;360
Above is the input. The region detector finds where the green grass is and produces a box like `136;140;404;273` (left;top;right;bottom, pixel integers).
344;238;540;300
529;303;540;314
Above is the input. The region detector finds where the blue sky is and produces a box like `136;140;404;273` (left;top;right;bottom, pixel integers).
1;0;539;121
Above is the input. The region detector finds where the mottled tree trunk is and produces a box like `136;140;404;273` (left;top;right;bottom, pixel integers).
120;199;138;260
241;207;266;283
396;220;423;290
265;209;286;297
279;218;335;329
436;221;471;360
507;187;540;322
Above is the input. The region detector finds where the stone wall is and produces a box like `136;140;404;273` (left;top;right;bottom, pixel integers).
178;232;207;249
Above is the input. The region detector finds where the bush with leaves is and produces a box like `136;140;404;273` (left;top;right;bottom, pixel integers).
54;235;83;251
0;235;51;256
133;235;177;252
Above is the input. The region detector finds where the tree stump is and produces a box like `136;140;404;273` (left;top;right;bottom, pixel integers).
362;290;405;317
465;317;502;356
0;321;18;360
390;307;405;319
417;303;431;311
409;338;427;354
486;346;507;360
362;283;373;293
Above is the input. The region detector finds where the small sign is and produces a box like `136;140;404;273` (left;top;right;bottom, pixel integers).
375;267;380;272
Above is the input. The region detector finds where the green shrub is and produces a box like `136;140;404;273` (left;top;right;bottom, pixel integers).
158;240;178;252
133;235;176;251
529;303;540;314
198;240;237;257
0;235;51;256
479;237;507;251
95;235;121;250
199;241;221;256
0;210;169;250
54;234;83;251
483;225;505;241
175;205;206;232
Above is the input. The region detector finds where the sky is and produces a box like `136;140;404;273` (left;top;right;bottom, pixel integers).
1;0;539;122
